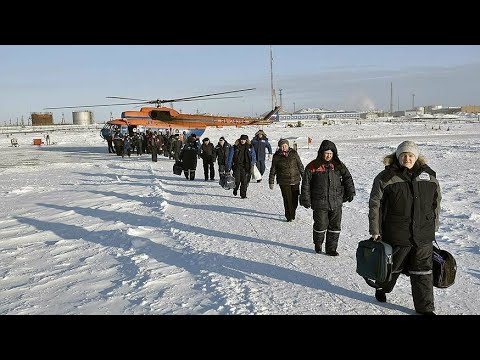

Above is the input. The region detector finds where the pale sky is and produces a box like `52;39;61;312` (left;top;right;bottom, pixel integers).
1;45;480;124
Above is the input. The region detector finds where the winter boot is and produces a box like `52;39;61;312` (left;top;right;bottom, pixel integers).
313;229;325;254
416;311;436;316
325;230;340;255
375;289;387;303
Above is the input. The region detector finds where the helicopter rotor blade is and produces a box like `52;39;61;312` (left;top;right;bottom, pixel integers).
44;101;150;110
45;88;255;110
106;96;151;102
162;88;256;103
178;96;243;102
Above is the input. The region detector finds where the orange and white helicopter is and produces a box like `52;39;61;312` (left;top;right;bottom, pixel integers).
45;88;281;139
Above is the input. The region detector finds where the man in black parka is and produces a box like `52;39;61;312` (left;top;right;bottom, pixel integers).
300;140;356;256
368;140;441;315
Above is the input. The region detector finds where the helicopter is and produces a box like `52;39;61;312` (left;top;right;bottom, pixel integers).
45;88;281;139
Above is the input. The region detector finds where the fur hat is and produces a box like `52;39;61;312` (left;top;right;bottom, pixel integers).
278;138;289;147
240;134;249;140
255;130;267;137
396;141;419;159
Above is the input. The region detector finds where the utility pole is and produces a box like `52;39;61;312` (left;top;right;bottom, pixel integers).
390;82;393;114
279;88;283;107
293;102;296;113
412;93;415;109
270;45;276;110
397;96;400;111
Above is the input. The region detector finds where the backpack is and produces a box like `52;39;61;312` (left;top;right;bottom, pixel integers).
432;242;457;288
356;238;393;289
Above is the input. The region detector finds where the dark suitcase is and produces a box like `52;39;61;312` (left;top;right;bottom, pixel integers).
173;161;183;175
433;245;456;288
356;238;393;288
220;174;235;190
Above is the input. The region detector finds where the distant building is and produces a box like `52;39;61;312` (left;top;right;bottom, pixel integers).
31;112;53;126
405;109;419;117
277;108;361;122
431;106;461;115
461;105;480;113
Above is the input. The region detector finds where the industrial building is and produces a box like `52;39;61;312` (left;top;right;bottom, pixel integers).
31;112;54;126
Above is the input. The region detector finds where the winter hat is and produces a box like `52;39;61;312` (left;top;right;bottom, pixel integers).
255;130;266;137
202;137;210;142
318;140;338;156
278;138;289;147
240;134;249;140
396;141;419;160
219;136;225;141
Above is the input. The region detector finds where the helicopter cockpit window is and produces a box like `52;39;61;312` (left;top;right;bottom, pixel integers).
150;110;172;121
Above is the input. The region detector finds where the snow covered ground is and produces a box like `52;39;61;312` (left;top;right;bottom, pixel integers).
1;120;479;315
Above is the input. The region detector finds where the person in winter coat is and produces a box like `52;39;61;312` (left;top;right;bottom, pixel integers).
268;139;304;222
226;134;257;199
368;140;441;315
170;133;183;162
300;140;355;256
179;134;200;180
251;129;273;180
199;137;216;181
215;136;231;181
105;129;114;153
122;136;131;158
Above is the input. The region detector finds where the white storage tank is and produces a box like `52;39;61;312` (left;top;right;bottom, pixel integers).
72;110;94;125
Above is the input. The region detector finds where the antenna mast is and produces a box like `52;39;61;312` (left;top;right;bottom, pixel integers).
390;82;393;114
270;45;276;109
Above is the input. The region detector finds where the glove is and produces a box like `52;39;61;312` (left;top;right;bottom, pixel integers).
269;183;274;190
300;198;311;209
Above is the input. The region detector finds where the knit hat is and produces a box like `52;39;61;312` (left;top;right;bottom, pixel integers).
278;138;289;147
240;134;249;140
396;141;419;159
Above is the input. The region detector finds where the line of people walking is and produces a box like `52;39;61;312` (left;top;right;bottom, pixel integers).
150;130;442;315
